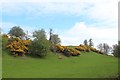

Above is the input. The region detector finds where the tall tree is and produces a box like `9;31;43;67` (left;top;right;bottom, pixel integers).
84;39;88;45
112;41;120;57
89;38;94;47
8;26;25;38
97;43;110;54
103;43;110;54
51;34;61;44
33;29;46;40
49;28;53;42
29;29;50;57
49;28;61;53
49;28;61;44
97;43;103;51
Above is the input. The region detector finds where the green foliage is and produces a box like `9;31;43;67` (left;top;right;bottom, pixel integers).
113;41;120;57
49;28;61;52
29;29;50;58
89;38;94;47
50;34;61;44
103;43;110;54
29;39;50;57
33;29;46;40
97;43;111;54
83;39;88;45
8;26;25;37
2;34;8;51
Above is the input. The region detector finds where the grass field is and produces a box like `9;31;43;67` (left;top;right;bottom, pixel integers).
2;50;118;78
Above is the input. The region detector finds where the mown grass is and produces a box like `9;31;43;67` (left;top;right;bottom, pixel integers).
2;50;118;78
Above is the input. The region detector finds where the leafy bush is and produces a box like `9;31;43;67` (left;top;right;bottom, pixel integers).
2;34;8;51
29;39;50;58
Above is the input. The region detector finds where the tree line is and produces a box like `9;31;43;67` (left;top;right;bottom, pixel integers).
1;26;120;57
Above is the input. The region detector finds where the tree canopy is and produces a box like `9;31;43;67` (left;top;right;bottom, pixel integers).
8;26;25;38
29;29;50;57
33;29;47;40
112;41;120;57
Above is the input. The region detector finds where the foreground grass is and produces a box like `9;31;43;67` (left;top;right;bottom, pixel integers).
2;50;118;78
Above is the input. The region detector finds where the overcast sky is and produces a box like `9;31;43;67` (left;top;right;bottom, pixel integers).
0;0;119;47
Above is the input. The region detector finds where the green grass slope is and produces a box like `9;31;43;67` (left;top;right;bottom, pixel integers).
2;51;118;78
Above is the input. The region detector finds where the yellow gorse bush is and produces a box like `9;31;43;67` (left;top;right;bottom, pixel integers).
75;44;103;54
55;44;80;56
6;37;31;56
75;44;90;52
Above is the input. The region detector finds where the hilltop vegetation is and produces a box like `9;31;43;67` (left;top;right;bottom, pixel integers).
1;26;119;78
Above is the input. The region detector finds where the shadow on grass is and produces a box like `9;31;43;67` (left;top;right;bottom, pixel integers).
25;52;54;59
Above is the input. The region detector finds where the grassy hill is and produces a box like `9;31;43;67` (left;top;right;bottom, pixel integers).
2;50;118;78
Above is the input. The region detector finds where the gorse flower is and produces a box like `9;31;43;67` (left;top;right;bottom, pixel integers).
6;37;31;56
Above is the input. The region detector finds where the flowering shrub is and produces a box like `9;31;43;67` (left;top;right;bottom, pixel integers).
6;37;31;56
55;44;64;53
67;48;80;56
75;44;90;52
55;45;80;57
75;44;103;54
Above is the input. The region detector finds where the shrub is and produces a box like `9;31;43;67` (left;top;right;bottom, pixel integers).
55;44;64;53
68;48;80;56
6;37;31;56
29;39;50;58
89;47;96;52
75;44;103;54
2;34;8;51
62;46;71;57
55;45;80;57
75;44;90;52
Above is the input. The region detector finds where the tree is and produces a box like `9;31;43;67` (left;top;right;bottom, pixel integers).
51;34;61;44
89;38;94;47
49;28;53;42
8;26;25;38
33;29;46;40
29;29;50;58
84;39;88;45
112;41;120;57
103;43;110;54
49;28;61;52
97;43;103;52
49;28;61;44
97;43;111;54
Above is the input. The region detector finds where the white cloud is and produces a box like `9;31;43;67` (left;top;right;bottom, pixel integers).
86;0;118;22
1;0;118;20
1;0;118;46
60;22;118;47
